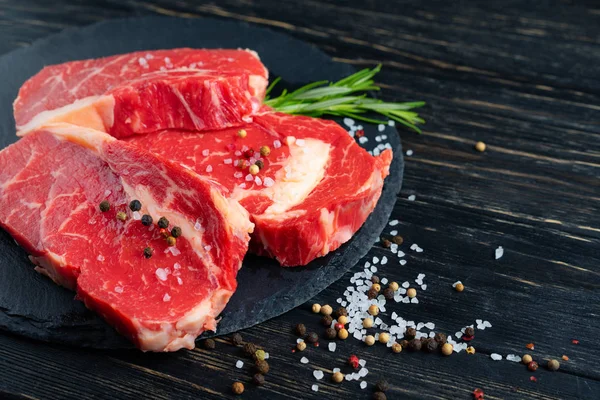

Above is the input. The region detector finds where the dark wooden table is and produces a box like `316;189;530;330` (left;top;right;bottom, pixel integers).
1;1;599;399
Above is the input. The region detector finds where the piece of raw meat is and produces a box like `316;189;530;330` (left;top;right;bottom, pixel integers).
0;124;253;351
126;112;392;266
14;49;268;138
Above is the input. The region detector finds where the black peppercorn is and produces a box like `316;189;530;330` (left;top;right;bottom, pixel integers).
405;327;417;340
383;287;394;300
157;217;169;229
434;332;447;344
325;328;337;339
371;276;380;284
424;338;438;353
334;307;348;319
381;238;391;248
202;338;215;349
306;332;319;343
243;342;257;356
392;235;404;245
171;226;182;238
367;288;378;299
321;315;333;327
99;200;110;212
255;160;264;170
400;340;409;349
252;373;265;386
408;339;422;351
143;247;153;259
373;392;387;400
295;323;307;336
129;199;142;212
375;380;389;392
465;327;475;337
231;333;243;346
141;214;153;226
255;360;269;374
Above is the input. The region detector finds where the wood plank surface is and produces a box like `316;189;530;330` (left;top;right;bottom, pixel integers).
0;0;599;399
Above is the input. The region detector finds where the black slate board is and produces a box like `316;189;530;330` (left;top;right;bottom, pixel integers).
0;16;403;349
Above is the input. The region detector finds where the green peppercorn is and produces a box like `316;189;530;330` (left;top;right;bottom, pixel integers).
325;328;337;340
99;200;110;212
321;315;333;327
408;339;422;351
306;332;318;343
202;338;215;349
295;323;307;336
231;333;243;346
405;327;417;340
141;214;153;226
434;332;447;344
143;247;153;259
375;380;389;392
129;200;142;211
252;373;265;386
243;342;257;356
116;211;127;221
166;236;176;247
157;217;169;229
255;359;269;374
255;160;264;170
383;287;395;300
170;226;182;238
254;349;266;361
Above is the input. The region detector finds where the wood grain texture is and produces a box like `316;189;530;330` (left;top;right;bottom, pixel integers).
0;0;599;399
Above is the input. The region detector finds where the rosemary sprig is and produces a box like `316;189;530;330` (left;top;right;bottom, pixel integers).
264;65;425;133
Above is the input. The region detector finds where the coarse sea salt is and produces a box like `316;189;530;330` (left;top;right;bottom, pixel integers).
312;384;319;392
378;124;385;132
223;158;232;164
155;268;168;281
163;293;171;302
406;149;413;156
333;368;340;373
358;136;368;144
389;220;399;226
205;165;213;173
236;360;244;368
114;286;123;293
273;140;282;149
313;370;324;380
408;195;416;201
491;353;502;361
97;255;105;262
344;117;355;127
300;357;309;364
328;342;336;352
495;246;504;259
264;177;275;187
360;381;368;389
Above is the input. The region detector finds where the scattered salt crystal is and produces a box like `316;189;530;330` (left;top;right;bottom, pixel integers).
375;136;382;142
411;297;419;304
297;338;304;344
97;255;105;262
343;117;355;127
223;158;232;164
264;177;275;187
273;140;282;149
296;139;305;147
104;189;111;196
328;342;336;352
400;260;407;265
381;278;388;285
168;246;181;256
239;183;247;188
358;136;368;144
353;330;362;340
410;244;418;250
408;195;416;201
389;220;399;226
452;281;462;288
390;230;398;236
163;293;171;302
381;257;388;265
255;176;262;186
333;368;340;373
236;360;244;368
360;381;368;389
114;286;123;293
425;322;435;330
312;384;319;392
177;277;183;285
155;268;168;281
204;245;212;252
300;357;309;364
421;284;427;290
359;359;367;367
495;246;504;259
264;352;269;359
388;120;395;126
378;124;385;132
235;150;242;156
507;354;521;362
194;221;202;231
491;353;502;361
313;370;324;380
402;281;410;288
358;368;368;377
372;256;380;264
202;149;209;156
234;171;243;178
406;149;413;156
205;165;213;173
370;266;378;273
245;174;253;181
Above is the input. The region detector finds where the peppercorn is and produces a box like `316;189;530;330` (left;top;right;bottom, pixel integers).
159;228;169;238
252;373;265;386
389;281;399;291
522;354;533;365
364;335;375;346
260;145;271;157
348;355;360;369
306;332;319;344
244;148;255;158
255;360;269;374
368;304;379;316
237;129;247;138
408;339;422;351
383;287;394;300
236;159;247;169
143;247;153;259
475;141;486;152
338;315;348;325
434;332;447;344
334;322;344;331
424;338;438;353
392;235;403;245
407;288;417;298
466;346;476;354
528;361;539;371
392;342;402;353
99;200;110;212
455;282;465;292
338;328;349;340
405;327;417;340
254;349;266;361
547;359;560;371
367;288;378;299
157;216;169;229
141;214;153;226
371;283;381;293
249;164;259;175
373;392;386;400
375;379;389;392
381;238;391;248
202;338;215;349
363;318;374;329
312;303;321;313
334;307;348;318
116;211;127;221
440;342;452;356
295;323;306;336
296;341;307;351
464;327;475;337
170;226;182;238
320;304;333;316
332;371;344;383
232;381;244;395
231;333;243;346
400;340;409;349
243;342;257;356
321;315;333;327
325;328;337;340
166;236;176;247
128;200;142;212
254;160;264;170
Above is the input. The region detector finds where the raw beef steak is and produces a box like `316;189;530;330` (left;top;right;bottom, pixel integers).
126;112;392;266
0;124;253;351
14;49;268;138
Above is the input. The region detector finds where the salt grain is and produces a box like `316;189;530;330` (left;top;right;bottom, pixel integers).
491;353;502;361
273;140;282;149
97;255;105;262
378;124;385;132
328;342;336;352
202;149;209;156
264;177;275;187
389;220;399;226
358;136;368;144
381;256;388;265
495;246;504;259
114;286;123;293
408;195;416;201
245;174;253;181
333;368;340;373
388;120;396;126
343;117;355;127
301;357;309;364
163;293;171;302
313;370;324;380
205;165;213;173
155;268;168;281
406;149;413;156
360;381;367;389
236;360;244;368
223;158;232;164
312;384;319;392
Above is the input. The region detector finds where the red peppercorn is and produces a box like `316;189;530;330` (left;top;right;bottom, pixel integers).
159;228;169;238
348;354;360;369
572;339;579;345
355;129;365;138
244;148;255;158
473;388;484;399
334;323;344;331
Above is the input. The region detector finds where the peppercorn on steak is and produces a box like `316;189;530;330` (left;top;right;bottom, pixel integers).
14;49;268;139
126;111;392;266
0;123;253;351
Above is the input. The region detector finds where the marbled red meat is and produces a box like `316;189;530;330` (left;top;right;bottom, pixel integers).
0;124;253;351
14;49;268;138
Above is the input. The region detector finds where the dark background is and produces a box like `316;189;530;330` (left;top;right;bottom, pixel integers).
0;1;599;399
